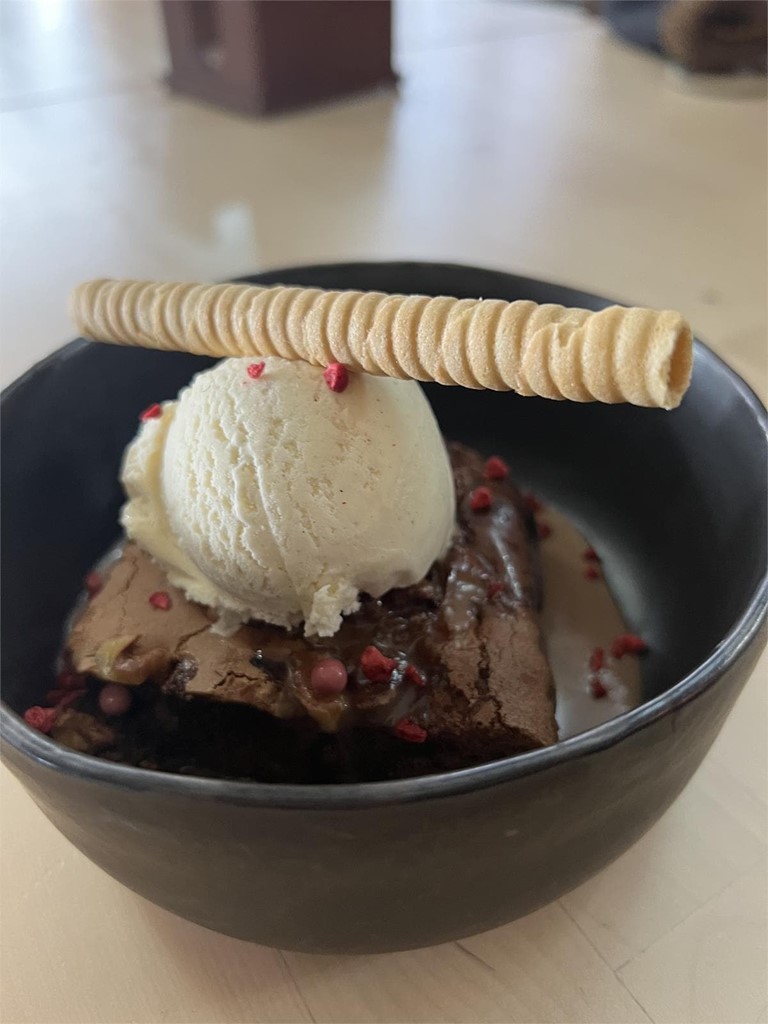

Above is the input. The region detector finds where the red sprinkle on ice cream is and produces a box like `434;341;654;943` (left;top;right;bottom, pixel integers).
323;363;349;393
139;403;162;422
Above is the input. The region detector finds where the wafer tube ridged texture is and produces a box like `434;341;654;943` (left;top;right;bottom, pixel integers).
71;278;693;408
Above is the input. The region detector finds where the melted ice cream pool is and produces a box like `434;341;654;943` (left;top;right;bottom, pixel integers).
538;507;642;738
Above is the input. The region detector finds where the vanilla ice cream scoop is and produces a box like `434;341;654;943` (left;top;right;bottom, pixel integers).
121;357;455;636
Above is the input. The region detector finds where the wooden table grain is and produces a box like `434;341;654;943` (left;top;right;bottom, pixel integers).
1;3;765;1022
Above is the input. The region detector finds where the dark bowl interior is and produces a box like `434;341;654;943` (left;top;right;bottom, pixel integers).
1;261;766;953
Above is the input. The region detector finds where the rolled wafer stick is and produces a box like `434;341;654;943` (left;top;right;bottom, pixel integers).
71;278;693;408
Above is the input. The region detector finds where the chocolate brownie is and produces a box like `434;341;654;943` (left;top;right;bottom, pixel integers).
59;443;556;781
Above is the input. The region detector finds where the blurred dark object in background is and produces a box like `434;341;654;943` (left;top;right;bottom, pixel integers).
590;0;767;74
161;0;395;117
660;1;767;73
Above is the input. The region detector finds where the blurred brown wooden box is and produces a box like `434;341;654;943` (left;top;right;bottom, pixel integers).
161;0;396;117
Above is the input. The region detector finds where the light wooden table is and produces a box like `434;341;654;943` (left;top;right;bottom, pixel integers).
1;3;765;1022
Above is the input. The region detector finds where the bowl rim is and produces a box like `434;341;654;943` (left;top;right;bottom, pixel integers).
2;261;766;810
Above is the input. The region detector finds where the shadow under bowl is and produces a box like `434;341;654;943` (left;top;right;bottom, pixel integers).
1;261;766;953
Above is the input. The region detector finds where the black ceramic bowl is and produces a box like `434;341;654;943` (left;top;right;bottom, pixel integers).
2;262;766;954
